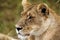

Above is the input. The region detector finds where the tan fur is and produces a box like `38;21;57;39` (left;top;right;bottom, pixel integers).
16;0;60;40
0;33;18;40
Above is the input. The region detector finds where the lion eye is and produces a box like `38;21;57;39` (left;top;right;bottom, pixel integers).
28;16;32;19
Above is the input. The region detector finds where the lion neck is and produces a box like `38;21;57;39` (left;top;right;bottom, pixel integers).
34;14;56;40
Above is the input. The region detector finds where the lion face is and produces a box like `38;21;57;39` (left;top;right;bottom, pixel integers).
15;3;51;38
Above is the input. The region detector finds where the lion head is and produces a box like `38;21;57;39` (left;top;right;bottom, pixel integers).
15;0;55;39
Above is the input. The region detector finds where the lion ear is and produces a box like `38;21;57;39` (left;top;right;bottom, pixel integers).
37;3;49;16
22;0;31;10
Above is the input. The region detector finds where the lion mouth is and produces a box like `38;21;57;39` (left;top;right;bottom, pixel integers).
18;33;30;36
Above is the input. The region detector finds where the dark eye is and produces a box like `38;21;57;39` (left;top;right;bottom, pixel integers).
29;16;32;19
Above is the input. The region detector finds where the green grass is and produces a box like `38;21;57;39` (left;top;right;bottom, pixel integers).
0;0;60;38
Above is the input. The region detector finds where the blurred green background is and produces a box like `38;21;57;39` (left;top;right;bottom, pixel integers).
0;0;60;38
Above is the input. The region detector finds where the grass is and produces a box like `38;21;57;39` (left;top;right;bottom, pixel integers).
0;0;60;38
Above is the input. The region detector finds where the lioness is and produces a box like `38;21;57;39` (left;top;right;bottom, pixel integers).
15;0;60;40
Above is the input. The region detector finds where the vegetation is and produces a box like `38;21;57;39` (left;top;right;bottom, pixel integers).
0;0;60;38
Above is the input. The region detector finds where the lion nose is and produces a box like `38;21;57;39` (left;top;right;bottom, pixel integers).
16;27;22;31
15;25;23;31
